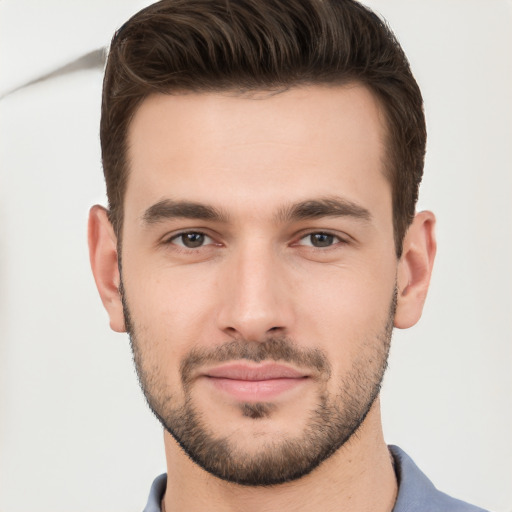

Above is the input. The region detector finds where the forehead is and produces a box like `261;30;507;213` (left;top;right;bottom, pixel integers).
124;84;390;223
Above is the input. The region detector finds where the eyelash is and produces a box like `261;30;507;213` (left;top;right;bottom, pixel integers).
164;230;348;251
166;231;215;250
295;231;347;249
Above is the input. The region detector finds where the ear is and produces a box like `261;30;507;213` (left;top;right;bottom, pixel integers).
88;205;126;333
394;211;437;329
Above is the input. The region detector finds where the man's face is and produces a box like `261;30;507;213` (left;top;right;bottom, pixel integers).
120;85;398;485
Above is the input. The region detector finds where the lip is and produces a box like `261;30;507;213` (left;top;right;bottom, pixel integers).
202;363;309;401
205;363;307;380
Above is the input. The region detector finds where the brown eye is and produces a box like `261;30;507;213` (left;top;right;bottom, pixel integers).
171;232;211;248
297;232;339;248
309;233;335;247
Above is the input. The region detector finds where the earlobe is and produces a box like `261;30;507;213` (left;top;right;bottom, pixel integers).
394;211;437;329
88;205;126;333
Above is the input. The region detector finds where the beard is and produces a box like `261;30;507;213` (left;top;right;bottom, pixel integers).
122;284;396;487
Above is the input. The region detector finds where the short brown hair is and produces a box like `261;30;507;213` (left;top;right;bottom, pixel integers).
101;0;426;256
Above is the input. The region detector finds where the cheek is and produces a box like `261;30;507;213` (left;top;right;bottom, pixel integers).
292;260;396;365
122;257;221;352
295;255;395;318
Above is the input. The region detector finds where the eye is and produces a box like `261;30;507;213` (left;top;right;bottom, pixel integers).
170;231;213;249
297;232;341;248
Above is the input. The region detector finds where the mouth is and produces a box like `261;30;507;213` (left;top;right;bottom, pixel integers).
201;362;310;401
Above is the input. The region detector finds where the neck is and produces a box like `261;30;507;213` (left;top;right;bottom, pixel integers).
162;398;397;512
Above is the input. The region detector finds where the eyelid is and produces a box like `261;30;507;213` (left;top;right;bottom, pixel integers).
174;232;212;246
160;228;350;249
163;229;217;247
294;230;349;247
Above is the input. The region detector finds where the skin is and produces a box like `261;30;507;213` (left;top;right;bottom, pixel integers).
89;84;436;512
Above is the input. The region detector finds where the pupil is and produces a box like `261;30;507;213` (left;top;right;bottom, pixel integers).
312;233;333;247
183;233;204;248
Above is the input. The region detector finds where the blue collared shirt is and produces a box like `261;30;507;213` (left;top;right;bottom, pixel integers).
143;445;489;512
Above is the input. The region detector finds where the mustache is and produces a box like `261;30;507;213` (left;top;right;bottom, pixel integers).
180;337;331;385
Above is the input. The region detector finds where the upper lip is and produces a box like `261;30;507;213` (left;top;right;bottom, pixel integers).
203;363;308;381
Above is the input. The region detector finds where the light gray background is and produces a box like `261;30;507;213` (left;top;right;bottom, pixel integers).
1;1;511;511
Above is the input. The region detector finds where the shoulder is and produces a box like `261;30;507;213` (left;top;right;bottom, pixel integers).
142;473;167;512
143;450;490;512
390;445;490;512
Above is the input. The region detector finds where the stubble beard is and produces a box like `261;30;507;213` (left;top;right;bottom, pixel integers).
122;283;396;486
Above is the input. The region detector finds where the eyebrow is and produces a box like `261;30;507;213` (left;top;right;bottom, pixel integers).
275;197;372;223
142;199;229;224
141;196;371;226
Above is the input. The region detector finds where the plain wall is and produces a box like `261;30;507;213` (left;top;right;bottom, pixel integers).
1;1;510;511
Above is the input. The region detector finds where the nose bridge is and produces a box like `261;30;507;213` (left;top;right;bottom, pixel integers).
217;236;291;340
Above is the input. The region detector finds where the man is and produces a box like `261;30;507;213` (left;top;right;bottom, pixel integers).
88;1;488;511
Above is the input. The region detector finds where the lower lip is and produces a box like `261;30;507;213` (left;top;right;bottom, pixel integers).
206;377;307;401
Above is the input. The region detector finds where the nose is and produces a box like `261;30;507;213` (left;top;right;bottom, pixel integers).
216;241;294;342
